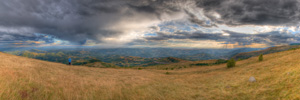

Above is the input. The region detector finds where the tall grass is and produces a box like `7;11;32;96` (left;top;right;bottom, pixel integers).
1;48;300;99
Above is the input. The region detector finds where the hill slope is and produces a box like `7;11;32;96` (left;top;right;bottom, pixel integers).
232;45;300;60
1;48;300;99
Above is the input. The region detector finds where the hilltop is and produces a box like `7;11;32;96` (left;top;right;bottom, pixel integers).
1;48;300;99
232;45;300;60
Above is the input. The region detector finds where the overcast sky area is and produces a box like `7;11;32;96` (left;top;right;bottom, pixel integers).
1;0;300;49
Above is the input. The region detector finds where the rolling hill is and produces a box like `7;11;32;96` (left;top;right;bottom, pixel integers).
5;50;188;67
1;48;300;99
231;45;300;60
5;47;264;66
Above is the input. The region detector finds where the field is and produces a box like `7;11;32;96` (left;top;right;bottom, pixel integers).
1;48;300;100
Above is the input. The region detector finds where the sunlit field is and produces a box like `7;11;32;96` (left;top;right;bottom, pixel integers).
1;48;300;99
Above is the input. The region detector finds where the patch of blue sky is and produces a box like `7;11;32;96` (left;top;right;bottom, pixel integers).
287;26;300;34
157;21;197;33
161;27;176;32
178;26;193;32
192;24;200;28
54;38;72;45
144;33;157;36
274;27;300;34
275;27;289;31
33;33;72;45
33;33;56;43
289;30;300;34
206;20;210;25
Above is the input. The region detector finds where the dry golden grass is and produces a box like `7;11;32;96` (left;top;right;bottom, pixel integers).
1;48;300;100
146;59;218;70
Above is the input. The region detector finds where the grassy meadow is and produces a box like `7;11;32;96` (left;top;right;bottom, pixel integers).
1;48;300;99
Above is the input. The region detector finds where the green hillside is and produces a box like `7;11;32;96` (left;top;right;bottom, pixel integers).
2;47;300;99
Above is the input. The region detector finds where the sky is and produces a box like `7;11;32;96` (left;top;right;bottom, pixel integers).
1;0;300;49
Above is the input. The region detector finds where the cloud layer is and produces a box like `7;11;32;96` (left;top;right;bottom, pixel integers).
1;0;300;48
197;0;300;26
0;0;187;44
144;30;299;46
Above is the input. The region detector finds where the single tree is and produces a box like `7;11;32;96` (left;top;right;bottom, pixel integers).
227;58;236;68
259;54;263;61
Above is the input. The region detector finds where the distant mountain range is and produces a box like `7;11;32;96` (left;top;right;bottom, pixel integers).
4;45;300;67
4;47;265;67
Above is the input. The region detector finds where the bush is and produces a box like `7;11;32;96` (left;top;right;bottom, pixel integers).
88;58;102;63
289;48;299;50
138;67;142;70
215;59;227;64
165;72;170;75
227;59;236;68
259;54;263;61
193;63;210;66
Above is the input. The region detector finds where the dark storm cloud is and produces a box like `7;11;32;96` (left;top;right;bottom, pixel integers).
223;30;298;45
0;33;38;41
0;32;55;43
197;0;300;26
1;0;300;46
145;30;299;45
127;0;183;19
146;31;225;41
184;10;217;27
0;0;184;45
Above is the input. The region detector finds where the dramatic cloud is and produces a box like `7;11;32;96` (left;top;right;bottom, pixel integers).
1;0;300;48
0;0;186;44
197;0;300;26
145;30;300;46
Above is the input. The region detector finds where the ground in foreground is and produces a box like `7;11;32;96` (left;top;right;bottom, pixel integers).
1;49;300;99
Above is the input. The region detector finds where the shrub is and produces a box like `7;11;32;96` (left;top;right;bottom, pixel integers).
165;72;170;75
194;63;210;66
88;58;102;63
227;59;236;68
215;59;227;64
289;48;298;50
259;54;263;61
165;57;180;63
138;67;142;70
